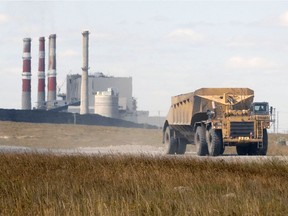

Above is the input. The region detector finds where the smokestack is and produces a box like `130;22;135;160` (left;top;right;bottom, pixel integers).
80;30;89;114
47;34;57;107
22;38;32;110
37;37;45;109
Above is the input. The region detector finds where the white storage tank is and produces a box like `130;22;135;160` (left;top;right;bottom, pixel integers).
94;88;119;119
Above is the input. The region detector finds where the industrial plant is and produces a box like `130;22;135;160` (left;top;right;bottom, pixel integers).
20;31;164;128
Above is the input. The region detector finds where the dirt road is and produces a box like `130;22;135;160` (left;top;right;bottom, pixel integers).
1;121;288;161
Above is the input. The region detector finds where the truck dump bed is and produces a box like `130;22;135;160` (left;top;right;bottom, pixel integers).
166;88;254;126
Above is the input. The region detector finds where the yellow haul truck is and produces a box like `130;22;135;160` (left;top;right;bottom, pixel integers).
162;88;271;156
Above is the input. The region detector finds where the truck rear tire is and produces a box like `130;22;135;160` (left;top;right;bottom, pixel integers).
177;138;188;154
247;129;268;155
206;128;222;156
195;126;208;156
164;127;177;154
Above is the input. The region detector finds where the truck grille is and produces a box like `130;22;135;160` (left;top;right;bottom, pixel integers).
230;122;254;137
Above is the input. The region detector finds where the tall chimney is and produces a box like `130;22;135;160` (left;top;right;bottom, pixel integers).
22;38;32;110
47;34;57;107
80;31;89;114
37;37;45;109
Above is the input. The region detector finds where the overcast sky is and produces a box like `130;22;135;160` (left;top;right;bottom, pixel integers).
0;1;288;132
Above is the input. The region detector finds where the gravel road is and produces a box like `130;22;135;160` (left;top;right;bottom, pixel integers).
1;145;288;164
1;121;288;162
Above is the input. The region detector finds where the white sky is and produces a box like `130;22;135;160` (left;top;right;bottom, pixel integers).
0;0;288;132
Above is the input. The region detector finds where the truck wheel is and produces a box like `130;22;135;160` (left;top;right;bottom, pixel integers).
236;146;248;155
164;127;177;154
194;126;208;156
177;138;188;154
257;129;268;155
206;129;222;156
247;144;258;155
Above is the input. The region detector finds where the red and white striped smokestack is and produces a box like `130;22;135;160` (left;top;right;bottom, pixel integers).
80;30;89;114
22;38;32;110
47;34;57;107
37;37;45;109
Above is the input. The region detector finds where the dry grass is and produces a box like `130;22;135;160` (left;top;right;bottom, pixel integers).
1;122;288;215
267;133;288;155
0;154;288;215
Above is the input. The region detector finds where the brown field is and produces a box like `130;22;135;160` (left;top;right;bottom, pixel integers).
1;121;288;215
0;121;162;149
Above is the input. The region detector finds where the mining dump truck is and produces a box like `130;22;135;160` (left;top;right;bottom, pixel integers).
162;88;271;156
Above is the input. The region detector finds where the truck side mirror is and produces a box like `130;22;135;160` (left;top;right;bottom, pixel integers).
270;106;273;115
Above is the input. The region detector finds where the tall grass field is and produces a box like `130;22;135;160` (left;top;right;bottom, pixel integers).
1;153;288;215
1;122;288;215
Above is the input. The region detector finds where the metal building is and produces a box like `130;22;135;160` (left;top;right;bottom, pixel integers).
65;72;165;127
66;73;135;114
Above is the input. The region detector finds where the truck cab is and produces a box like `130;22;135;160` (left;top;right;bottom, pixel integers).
251;102;269;115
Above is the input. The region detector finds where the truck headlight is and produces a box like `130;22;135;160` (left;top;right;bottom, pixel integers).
213;122;222;128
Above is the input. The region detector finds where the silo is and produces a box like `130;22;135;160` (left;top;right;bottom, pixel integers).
94;88;119;119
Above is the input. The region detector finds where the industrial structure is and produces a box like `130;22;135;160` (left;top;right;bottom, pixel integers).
66;73;137;122
21;38;32;110
80;31;89;115
21;34;67;111
47;34;57;109
37;37;46;109
66;72;164;126
94;88;119;119
20;31;164;127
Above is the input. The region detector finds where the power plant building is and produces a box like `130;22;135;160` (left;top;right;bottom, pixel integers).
65;72;165;126
66;73;136;116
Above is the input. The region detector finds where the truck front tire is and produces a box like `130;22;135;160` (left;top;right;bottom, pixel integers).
237;129;268;156
257;129;268;155
195;126;208;156
206;128;223;156
236;146;248;155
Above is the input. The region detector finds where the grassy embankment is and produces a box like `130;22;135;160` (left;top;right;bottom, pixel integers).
1;153;288;215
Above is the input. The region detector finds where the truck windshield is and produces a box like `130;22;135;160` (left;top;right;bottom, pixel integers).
253;103;269;115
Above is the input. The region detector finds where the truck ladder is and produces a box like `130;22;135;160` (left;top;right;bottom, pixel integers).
257;122;263;148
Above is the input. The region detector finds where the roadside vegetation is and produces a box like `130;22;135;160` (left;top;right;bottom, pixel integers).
268;133;288;155
1;122;288;215
1;153;288;215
